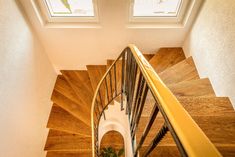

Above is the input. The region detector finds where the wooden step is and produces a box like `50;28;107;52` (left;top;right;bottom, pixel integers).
54;75;86;109
139;146;180;157
142;97;234;117
149;48;186;73
159;57;200;85
100;131;124;150
47;151;91;157
136;115;235;156
45;130;92;151
86;65;107;92
86;65;108;109
143;54;155;61
47;105;91;136
168;78;216;97
61;70;93;111
51;90;90;125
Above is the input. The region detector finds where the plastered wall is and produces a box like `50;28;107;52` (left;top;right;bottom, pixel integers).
183;0;235;108
0;0;56;156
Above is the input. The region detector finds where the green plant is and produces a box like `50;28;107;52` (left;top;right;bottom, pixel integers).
100;147;124;157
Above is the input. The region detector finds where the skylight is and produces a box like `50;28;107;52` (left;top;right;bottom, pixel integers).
133;0;182;17
45;0;95;17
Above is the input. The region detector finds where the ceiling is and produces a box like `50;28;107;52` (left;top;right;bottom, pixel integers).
18;0;202;72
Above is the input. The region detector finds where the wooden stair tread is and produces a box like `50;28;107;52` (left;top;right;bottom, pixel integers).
61;70;93;111
51;90;90;125
139;146;180;157
54;75;85;107
149;48;186;73
136;115;235;147
143;54;155;61
159;57;200;85
47;151;92;157
168;78;216;97
86;65;107;92
47;105;91;136
139;145;235;157
45;130;92;151
142;97;234;117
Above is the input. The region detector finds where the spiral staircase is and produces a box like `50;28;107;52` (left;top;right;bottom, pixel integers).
44;46;235;157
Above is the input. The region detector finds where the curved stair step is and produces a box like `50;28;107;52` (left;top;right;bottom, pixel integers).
47;151;91;157
142;97;234;117
54;75;85;108
45;130;92;151
86;65;107;92
136;115;235;156
47;105;91;136
51;90;90;125
159;57;199;85
61;70;93;110
143;54;155;61
168;78;216;97
149;48;186;73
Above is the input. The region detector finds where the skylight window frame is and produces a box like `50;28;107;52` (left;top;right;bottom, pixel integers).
37;0;99;23
129;0;190;23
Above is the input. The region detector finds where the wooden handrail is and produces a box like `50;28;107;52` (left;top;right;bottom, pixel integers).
91;44;222;157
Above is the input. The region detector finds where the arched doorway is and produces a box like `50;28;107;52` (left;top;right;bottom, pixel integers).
100;130;125;157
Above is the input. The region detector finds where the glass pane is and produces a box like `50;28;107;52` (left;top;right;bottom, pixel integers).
45;0;94;17
133;0;182;17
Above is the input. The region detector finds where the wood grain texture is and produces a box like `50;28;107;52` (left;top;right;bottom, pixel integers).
45;130;92;151
47;151;91;157
47;105;91;136
54;75;84;107
100;131;124;151
61;70;93;111
143;54;155;61
139;146;180;157
86;65;107;92
168;78;216;97
149;48;186;73
142;97;234;117
159;57;200;84
136;115;235;156
51;90;90;125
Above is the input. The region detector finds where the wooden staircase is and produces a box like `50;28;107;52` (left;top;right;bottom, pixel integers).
45;48;235;157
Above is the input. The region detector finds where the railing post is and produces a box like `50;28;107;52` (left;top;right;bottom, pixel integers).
121;51;126;111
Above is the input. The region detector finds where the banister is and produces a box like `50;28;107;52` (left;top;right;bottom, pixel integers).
91;44;222;157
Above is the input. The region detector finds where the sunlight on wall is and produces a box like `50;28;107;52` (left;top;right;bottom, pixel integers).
0;0;56;156
183;0;235;108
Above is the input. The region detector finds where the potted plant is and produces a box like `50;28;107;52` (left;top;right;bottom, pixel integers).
100;147;124;157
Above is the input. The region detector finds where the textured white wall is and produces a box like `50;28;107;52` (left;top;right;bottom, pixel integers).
183;0;235;108
0;0;56;157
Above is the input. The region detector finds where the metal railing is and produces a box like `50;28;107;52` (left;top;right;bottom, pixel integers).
91;44;222;157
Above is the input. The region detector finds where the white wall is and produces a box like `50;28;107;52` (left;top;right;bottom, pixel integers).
19;0;198;71
0;0;56;157
183;0;235;108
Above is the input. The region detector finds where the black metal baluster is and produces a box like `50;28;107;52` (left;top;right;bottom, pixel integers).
130;77;145;129
131;82;149;139
128;58;138;116
109;71;113;98
104;77;109;103
114;63;117;97
121;52;126;110
98;90;106;120
134;103;159;156
142;123;169;157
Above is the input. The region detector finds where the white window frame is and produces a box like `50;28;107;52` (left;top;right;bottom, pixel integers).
129;0;190;23
31;0;100;28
